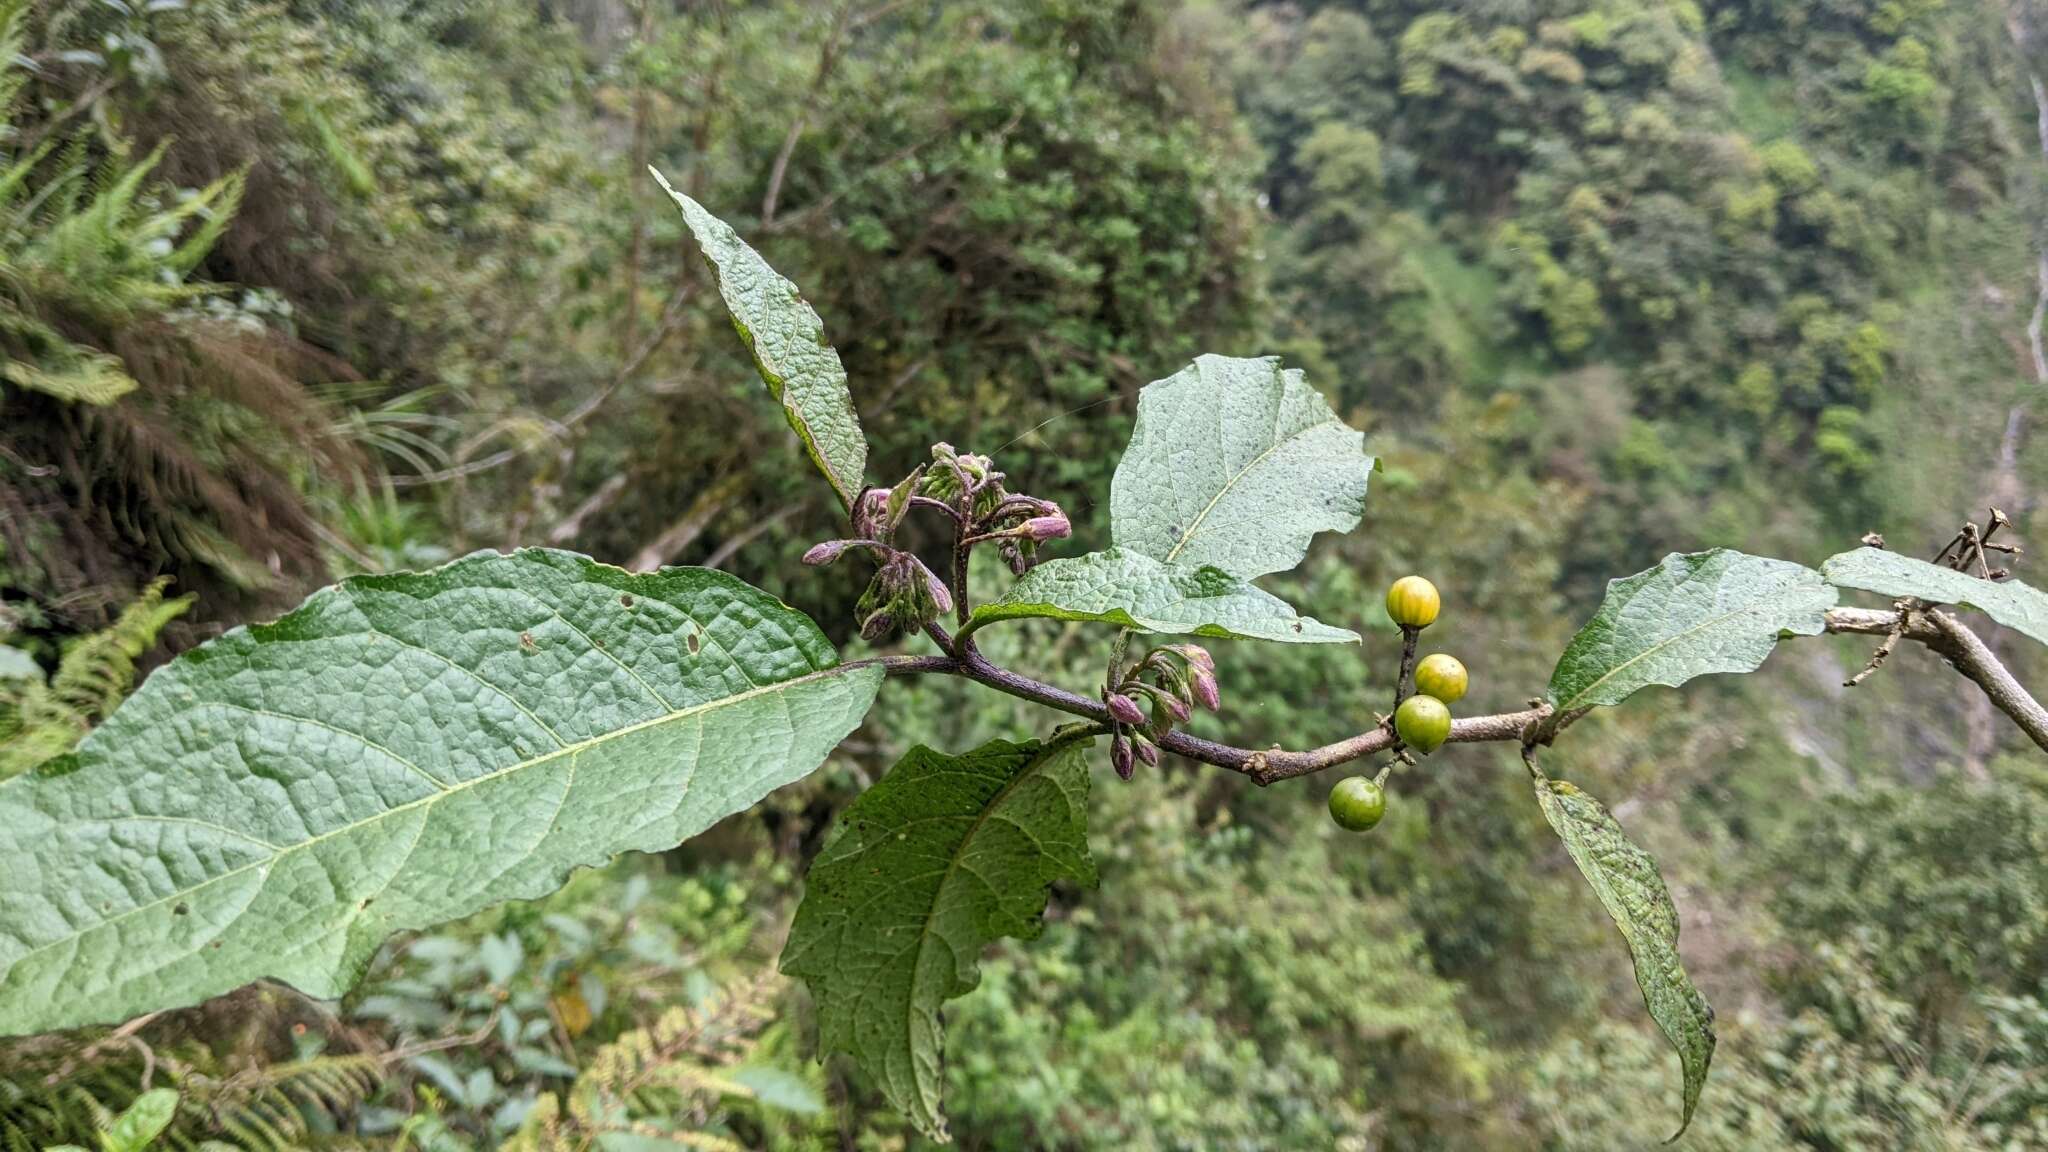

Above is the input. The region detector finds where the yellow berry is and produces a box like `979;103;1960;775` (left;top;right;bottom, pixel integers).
1413;654;1468;703
1385;576;1440;628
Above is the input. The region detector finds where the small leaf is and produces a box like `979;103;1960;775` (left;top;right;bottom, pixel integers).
781;737;1096;1141
1821;546;2048;645
965;548;1357;644
0;549;881;1035
652;169;869;510
1529;760;1715;1140
594;1136;699;1152
106;1088;180;1152
1110;354;1374;579
1547;549;1834;716
730;1066;825;1115
0;644;37;681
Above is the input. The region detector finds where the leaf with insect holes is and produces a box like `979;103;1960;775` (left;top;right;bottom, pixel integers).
965;548;1357;644
781;736;1095;1141
1529;759;1715;1140
1546;549;1834;718
1821;547;2048;646
0;549;880;1035
1110;354;1374;579
653;169;868;510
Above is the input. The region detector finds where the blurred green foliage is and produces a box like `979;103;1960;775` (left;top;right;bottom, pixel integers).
2;0;2045;1146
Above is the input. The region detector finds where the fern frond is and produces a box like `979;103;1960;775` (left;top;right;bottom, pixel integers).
2;344;139;404
0;579;190;777
0;1044;387;1152
554;971;788;1147
48;578;192;716
161;170;246;277
0;0;27;129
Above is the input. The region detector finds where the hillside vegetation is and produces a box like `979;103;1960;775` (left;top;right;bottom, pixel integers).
2;0;2044;1147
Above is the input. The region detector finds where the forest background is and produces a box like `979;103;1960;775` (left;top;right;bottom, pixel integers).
4;0;2048;1148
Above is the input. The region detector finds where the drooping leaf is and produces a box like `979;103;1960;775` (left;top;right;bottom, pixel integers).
652;168;869;510
1110;354;1374;579
963;548;1357;644
1821;546;2048;646
781;736;1096;1141
1529;759;1715;1140
1546;549;1834;717
0;548;881;1035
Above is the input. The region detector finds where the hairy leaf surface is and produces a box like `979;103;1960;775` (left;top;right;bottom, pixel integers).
1547;549;1834;716
965;548;1357;643
1821;547;2048;645
653;169;868;509
0;549;881;1035
1530;760;1715;1140
781;737;1095;1141
1110;354;1373;579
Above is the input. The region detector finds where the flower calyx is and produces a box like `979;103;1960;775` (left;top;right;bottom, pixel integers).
1100;643;1221;780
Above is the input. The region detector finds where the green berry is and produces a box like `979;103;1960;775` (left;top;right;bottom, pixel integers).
1385;576;1441;628
1394;694;1452;753
1328;776;1387;831
1413;653;1468;703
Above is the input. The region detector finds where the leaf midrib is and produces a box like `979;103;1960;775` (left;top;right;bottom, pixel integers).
1554;593;1789;712
1162;418;1345;564
2;662;861;972
904;739;1081;1117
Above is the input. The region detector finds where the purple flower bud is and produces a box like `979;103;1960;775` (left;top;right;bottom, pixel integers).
1111;734;1135;781
803;540;852;566
1176;644;1215;674
852;488;890;539
1106;693;1145;726
1189;665;1220;712
1020;514;1070;542
925;568;954;615
859;609;894;643
1135;738;1159;767
1162;693;1191;724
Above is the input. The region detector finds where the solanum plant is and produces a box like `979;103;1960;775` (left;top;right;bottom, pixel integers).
3;173;2046;1143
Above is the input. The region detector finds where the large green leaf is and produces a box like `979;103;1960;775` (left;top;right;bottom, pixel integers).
962;548;1357;644
0;549;881;1036
1821;546;2048;645
781;736;1096;1141
1110;354;1374;579
652;169;868;510
1546;549;1834;715
1529;760;1715;1140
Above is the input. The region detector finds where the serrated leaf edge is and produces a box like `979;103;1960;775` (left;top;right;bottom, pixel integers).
1528;759;1716;1141
783;734;1095;1141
